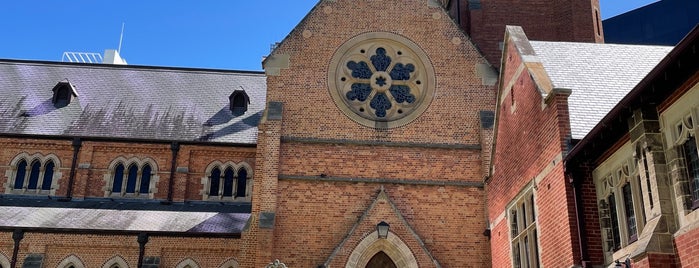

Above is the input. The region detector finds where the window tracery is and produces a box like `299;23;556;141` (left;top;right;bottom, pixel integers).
201;161;252;201
4;153;61;195
328;32;435;128
103;157;159;198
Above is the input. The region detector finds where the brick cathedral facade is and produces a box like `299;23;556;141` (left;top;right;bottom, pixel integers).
2;0;698;267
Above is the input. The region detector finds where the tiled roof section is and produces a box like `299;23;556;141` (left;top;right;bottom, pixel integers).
0;196;251;234
0;206;249;234
529;41;673;139
0;60;267;144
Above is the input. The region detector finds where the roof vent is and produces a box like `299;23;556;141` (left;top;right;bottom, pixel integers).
52;79;78;107
229;88;250;116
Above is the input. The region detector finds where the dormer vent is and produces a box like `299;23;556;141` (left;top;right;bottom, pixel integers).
51;79;79;108
229;89;250;115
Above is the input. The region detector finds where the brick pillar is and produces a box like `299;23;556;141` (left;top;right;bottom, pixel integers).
627;106;677;258
72;142;94;199
248;101;283;267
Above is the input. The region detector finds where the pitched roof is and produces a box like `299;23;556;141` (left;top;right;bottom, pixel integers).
0;196;251;235
529;41;672;139
0;60;267;144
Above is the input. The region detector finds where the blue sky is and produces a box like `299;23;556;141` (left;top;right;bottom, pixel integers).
0;0;658;71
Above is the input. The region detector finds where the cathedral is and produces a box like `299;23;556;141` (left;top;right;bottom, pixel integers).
1;0;698;267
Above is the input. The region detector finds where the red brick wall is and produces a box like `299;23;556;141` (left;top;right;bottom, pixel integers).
261;0;496;266
453;0;602;65
632;253;678;268
0;138;255;201
489;218;511;267
266;0;495;145
676;227;699;267
488;39;579;267
0;232;247;267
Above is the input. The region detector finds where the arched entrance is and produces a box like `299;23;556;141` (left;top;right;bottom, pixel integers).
365;251;397;268
346;231;418;268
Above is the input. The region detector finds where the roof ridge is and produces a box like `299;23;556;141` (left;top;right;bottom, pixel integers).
0;58;266;75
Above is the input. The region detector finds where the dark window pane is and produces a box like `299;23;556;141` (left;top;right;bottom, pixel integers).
14;159;27;189
511;210;519;237
209;167;221;196
236;168;247;197
683;136;699;207
513;242;521;268
608;194;621;251
42;161;54;190
524;235;530;268
112;164;124;193
140;164;151;194
223;168;234;197
126;165;138;193
27;161;41;189
637;175;646;224
623;183;637;242
530;194;535;223
642;152;654;209
533;229;540;267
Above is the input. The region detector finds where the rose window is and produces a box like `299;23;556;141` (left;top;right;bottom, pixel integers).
329;32;435;128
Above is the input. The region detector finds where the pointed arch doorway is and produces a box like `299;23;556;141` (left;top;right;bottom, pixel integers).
346;231;418;268
365;251;397;268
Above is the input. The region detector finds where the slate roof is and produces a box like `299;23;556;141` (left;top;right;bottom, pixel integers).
0;60;267;144
0;196;251;234
529;41;673;140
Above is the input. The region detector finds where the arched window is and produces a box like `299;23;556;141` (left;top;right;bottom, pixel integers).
209;167;221;196
125;164;138;193
112;163;125;193
13;159;27;189
6;153;61;195
223;167;235;197
102;255;129;268
27;160;41;189
140;164;152;194
175;258;199;268
57;254;85;268
229;89;250;115
202;162;252;201
105;158;159;198
42;160;55;190
236;168;247;198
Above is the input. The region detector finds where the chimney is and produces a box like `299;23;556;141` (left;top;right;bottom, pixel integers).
103;49;128;65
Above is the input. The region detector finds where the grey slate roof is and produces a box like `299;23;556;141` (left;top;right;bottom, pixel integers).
0;196;251;234
0;60;267;144
529;41;673;140
0;206;249;234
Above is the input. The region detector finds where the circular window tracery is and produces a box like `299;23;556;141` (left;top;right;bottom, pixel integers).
329;32;435;128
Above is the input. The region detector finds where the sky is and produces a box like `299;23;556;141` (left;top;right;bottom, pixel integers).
0;0;659;71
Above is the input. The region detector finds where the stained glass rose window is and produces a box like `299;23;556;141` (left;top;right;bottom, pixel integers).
329;32;435;128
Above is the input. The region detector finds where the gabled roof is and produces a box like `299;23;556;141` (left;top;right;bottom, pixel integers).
529;41;672;139
566;24;699;166
0;60;266;144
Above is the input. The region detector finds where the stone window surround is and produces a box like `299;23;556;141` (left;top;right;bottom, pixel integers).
0;252;10;268
661;82;699;230
507;183;540;268
328;31;436;129
102;157;160;199
593;142;647;264
102;255;129;268
217;258;240;268
200;160;253;202
57;254;86;268
346;230;418;268
4;152;62;196
175;258;199;268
